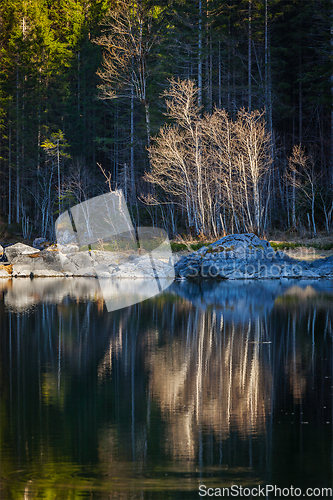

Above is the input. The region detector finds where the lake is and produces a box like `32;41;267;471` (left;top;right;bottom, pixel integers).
0;277;332;499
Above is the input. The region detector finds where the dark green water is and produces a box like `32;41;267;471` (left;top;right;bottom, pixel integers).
0;278;333;499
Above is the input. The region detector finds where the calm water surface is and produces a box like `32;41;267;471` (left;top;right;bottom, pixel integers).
0;277;333;499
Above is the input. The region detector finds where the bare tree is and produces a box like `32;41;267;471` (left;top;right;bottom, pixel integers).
234;108;272;233
145;79;272;237
286;145;319;237
145;79;207;235
95;1;165;160
61;159;96;206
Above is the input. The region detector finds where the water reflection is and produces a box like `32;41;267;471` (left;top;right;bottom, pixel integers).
147;312;272;460
0;278;332;499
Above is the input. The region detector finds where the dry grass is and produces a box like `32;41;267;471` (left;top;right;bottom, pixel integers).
268;230;333;247
0;264;12;274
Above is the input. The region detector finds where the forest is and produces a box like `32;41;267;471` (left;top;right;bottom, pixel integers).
0;0;332;240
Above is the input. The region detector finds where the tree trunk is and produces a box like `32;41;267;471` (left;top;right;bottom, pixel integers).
331;0;333;188
265;0;274;215
218;40;222;108
145;101;151;151
311;185;317;237
8;115;11;226
131;62;135;199
16;57;20;224
78;51;80;116
248;0;252;111
57;140;61;217
198;0;202;107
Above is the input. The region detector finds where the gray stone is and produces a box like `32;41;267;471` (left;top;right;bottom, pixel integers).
12;264;31;277
57;229;77;245
31;269;65;278
5;243;40;263
56;244;80;254
73;267;97;277
33;237;47;250
10;247;76;277
68;251;94;269
174;233;333;280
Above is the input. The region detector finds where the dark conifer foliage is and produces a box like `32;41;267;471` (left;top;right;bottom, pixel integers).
0;0;332;238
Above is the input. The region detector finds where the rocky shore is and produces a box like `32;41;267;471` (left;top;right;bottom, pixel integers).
0;233;332;280
0;242;173;279
174;233;333;279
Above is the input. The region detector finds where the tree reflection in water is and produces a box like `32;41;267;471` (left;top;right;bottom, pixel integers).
0;278;332;499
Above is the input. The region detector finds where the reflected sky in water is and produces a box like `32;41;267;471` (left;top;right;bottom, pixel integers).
0;278;332;499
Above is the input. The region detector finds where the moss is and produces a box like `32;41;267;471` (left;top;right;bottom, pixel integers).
171;241;212;252
270;241;302;251
191;242;211;251
170;242;188;252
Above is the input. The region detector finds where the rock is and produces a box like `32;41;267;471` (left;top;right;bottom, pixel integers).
208;233;274;259
5;243;40;263
0;245;6;262
32;269;65;278
68;251;94;269
310;256;333;277
56;243;80;254
92;250;174;279
57;229;78;245
33;237;47;250
73;267;97;277
174;233;333;280
10;247;77;277
0;265;11;278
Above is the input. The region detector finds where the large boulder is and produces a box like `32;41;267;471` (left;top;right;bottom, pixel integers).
11;248;98;278
310;255;333;278
91;250;174;279
11;247;75;278
174;233;333;280
5;243;40;263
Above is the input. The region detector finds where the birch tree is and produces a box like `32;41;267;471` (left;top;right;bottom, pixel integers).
286;145;319;237
146;79;272;237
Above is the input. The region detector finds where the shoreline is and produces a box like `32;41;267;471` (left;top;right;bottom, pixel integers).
1;235;333;280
